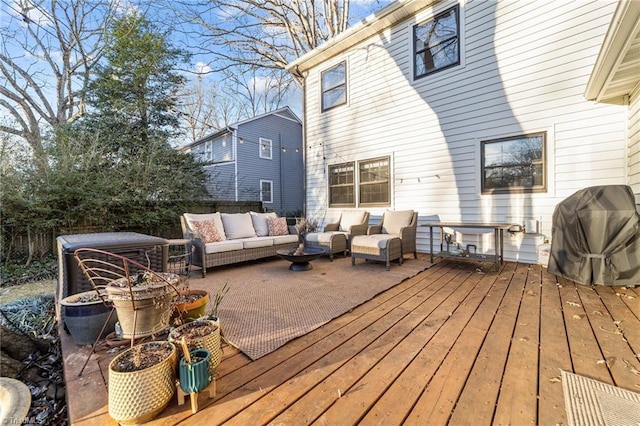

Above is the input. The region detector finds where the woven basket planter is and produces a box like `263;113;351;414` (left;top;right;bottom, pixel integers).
169;318;221;377
107;273;179;339
108;341;177;425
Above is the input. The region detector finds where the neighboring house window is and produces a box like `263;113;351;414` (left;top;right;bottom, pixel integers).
259;138;273;159
204;141;213;162
321;61;347;111
359;157;390;206
260;180;273;203
328;162;355;207
202;135;234;163
481;132;546;194
414;5;460;79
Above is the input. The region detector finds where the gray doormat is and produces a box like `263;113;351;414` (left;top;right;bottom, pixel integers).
561;370;640;426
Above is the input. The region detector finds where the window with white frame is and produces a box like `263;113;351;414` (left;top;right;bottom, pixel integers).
260;180;273;203
481;132;546;194
414;5;460;79
259;138;272;159
321;61;347;111
328;156;391;208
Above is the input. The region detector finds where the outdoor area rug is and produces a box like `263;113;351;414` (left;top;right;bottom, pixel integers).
189;255;432;360
561;370;640;426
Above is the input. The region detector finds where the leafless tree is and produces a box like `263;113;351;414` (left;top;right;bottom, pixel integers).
225;66;294;117
164;0;355;86
0;0;117;170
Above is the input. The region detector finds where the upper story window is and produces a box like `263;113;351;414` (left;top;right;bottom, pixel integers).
202;134;233;163
321;61;347;111
414;5;460;79
259;137;272;159
359;157;390;206
481;132;547;194
328;162;355;207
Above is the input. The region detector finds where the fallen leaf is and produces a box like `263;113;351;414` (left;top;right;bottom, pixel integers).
573;314;581;320
566;301;581;307
549;377;561;383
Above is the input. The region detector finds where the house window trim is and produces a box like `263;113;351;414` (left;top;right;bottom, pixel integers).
478;131;549;196
358;156;391;207
259;137;273;160
327;156;391;208
321;60;348;112
260;179;273;204
328;161;356;208
412;3;462;81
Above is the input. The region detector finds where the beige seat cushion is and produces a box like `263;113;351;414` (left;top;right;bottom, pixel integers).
204;240;243;254
339;211;366;232
382;210;414;235
352;234;398;250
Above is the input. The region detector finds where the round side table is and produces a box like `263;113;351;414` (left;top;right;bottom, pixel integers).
168;239;192;276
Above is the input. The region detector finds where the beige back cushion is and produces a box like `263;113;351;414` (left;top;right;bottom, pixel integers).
184;212;226;240
250;211;278;237
338;211;366;232
221;213;257;239
382;210;414;235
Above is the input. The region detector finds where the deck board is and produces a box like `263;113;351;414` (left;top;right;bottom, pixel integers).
62;257;640;425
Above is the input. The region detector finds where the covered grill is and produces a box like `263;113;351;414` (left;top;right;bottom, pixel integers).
548;185;640;287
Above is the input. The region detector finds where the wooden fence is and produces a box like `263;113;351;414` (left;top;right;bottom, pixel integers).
1;200;262;261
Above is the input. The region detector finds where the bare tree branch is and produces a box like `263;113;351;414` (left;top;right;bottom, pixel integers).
0;0;116;165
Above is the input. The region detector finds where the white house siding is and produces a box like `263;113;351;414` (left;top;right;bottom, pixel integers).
302;0;628;263
629;91;640;203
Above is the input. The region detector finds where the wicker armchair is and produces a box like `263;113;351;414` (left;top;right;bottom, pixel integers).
305;211;370;258
368;210;418;259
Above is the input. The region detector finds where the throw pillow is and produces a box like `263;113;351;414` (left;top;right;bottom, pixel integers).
220;213;257;239
250;211;278;237
184;212;226;240
267;217;289;236
190;220;222;243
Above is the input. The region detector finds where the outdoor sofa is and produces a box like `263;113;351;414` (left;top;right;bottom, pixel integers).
181;212;298;277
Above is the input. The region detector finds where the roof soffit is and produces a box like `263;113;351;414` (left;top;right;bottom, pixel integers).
585;0;640;102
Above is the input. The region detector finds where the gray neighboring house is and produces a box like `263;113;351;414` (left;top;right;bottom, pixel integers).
182;107;304;216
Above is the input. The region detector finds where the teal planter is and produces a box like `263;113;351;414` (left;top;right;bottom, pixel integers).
179;349;211;393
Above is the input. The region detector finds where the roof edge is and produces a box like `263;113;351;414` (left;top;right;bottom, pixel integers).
585;0;640;102
286;0;439;74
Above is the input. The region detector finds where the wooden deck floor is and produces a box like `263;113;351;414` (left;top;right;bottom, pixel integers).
63;257;640;425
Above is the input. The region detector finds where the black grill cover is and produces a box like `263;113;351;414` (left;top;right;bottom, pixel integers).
548;185;640;287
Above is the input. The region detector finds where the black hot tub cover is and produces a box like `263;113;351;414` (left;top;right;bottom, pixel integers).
547;185;640;286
